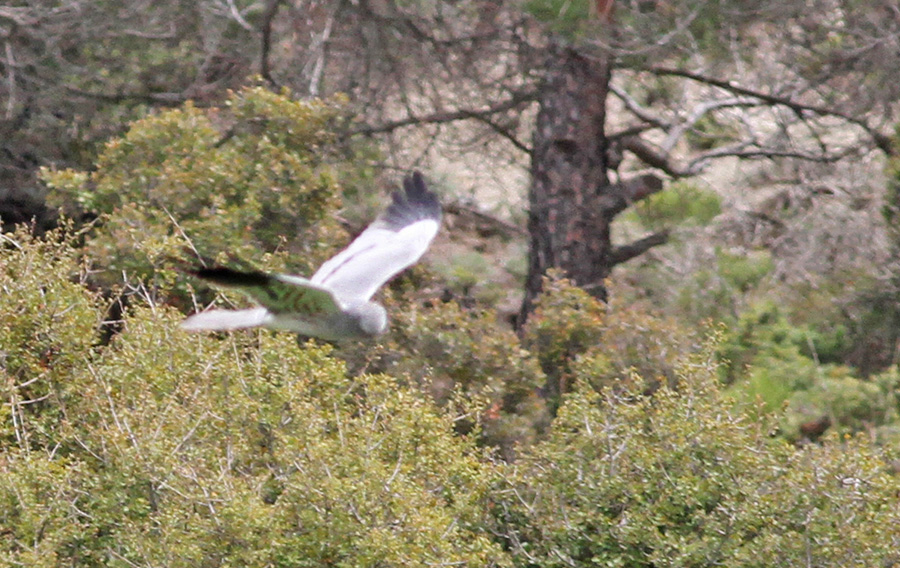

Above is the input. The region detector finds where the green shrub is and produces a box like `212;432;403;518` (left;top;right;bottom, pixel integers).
632;181;721;231
719;300;843;388
716;247;773;293
41;86;352;300
4;228;900;565
783;366;900;441
717;300;897;440
521;273;607;412
0;225;103;452
4;111;900;565
376;298;550;458
1;294;509;566
523;0;594;34
436;250;499;304
496;346;900;567
523;274;699;411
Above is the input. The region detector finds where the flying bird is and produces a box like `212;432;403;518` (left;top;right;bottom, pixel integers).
181;171;441;340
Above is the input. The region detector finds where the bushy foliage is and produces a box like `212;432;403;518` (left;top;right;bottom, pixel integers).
522;273;608;405
719;301;846;387
715;248;773;293
0;225;103;452
716;300;900;440
523;274;700;411
4;225;900;565
522;0;596;35
784;366;900;442
632;181;722;231
377;298;550;458
5;95;900;566
0;231;508;567
497;348;900;568
41;86;351;299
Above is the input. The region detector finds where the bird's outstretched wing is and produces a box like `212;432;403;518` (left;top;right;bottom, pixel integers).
181;267;344;332
311;171;441;302
180;307;271;331
181;171;440;336
188;267;342;315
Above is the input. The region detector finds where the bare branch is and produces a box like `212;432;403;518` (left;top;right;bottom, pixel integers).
223;0;255;32
345;89;539;137
117;24;177;40
470;115;531;154
306;6;336;97
610;229;671;266
0;6;42;27
683;145;855;174
608;123;655;141
4;41;16;119
609;83;669;130
645;65;895;155
444;201;527;238
624;129;856;178
660;96;759;154
260;0;284;88
53;81;188;106
620;136;689;177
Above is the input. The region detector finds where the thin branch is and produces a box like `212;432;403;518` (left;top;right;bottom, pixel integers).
4;41;16;119
620;136;688;177
0;6;42;27
470;114;531;154
117;23;177;40
223;0;255;32
260;0;284;88
610;229;671;266
683;145;855;174
645;65;895;155
660;96;759;154
444;201;527;238
609;83;669;130
623;116;856;178
15;67;188;106
65;85;185;105
345;89;539;137
307;6;336;97
607;123;655;141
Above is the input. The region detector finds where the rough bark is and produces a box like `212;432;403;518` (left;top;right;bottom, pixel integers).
520;40;666;324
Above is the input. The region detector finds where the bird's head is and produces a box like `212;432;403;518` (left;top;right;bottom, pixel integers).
349;301;389;337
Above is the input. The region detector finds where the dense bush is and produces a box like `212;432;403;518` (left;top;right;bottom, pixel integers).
41;86;352;300
4;97;900;566
0;231;507;567
522;274;700;410
365;297;550;458
715;300;900;440
0;225;103;452
496;348;900;568
3;226;900;565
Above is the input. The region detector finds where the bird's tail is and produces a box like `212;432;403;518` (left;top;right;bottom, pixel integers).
181;308;271;331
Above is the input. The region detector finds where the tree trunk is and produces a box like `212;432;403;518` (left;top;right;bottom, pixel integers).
519;40;666;324
520;40;613;323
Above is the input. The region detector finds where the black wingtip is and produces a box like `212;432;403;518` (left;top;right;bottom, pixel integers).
404;170;428;198
190;266;271;288
380;170;441;231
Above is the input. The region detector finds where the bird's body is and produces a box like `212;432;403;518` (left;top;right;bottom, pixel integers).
181;171;440;340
